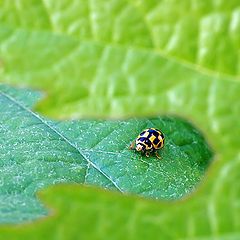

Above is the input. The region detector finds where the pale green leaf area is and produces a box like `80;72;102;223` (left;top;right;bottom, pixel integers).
0;85;212;223
1;0;239;76
0;1;239;118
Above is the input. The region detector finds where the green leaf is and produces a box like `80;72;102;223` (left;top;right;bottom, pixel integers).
0;1;239;118
0;1;240;239
0;85;212;223
1;0;239;76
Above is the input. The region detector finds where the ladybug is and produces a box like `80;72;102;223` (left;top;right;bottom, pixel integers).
129;128;164;159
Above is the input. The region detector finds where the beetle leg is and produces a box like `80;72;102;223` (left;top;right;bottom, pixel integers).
129;141;135;150
155;151;161;159
145;152;150;158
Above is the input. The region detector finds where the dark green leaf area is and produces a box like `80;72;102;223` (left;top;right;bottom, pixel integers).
0;86;212;223
55;117;212;200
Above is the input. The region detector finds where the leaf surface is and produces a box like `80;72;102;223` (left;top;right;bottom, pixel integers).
0;1;240;239
0;85;211;223
0;1;239;118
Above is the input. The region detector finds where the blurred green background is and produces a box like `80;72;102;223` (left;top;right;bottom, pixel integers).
0;0;240;239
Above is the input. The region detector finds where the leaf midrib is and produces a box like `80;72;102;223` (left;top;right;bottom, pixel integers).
1;24;239;83
0;90;124;192
41;0;240;82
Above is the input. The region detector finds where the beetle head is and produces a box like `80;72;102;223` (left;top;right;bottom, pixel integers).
136;144;144;152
